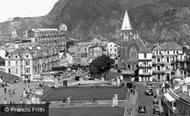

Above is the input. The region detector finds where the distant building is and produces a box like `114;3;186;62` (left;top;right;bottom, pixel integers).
88;38;108;63
152;42;183;82
119;9;150;76
171;47;190;79
5;47;60;81
106;42;118;59
25;25;70;52
69;37;108;65
60;53;74;67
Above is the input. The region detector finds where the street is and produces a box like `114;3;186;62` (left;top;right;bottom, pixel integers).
135;82;162;116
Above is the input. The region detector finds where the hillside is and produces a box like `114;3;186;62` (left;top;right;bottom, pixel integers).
1;0;190;45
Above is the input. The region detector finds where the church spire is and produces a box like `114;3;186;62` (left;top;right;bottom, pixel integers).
121;9;132;31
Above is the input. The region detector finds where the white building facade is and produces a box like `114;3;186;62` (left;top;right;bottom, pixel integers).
106;42;118;59
138;52;153;81
152;42;183;82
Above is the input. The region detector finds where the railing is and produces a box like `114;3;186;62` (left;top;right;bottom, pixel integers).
152;60;165;65
139;64;152;67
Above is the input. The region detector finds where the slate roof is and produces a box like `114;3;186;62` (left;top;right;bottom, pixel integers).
121;10;132;31
0;56;5;66
136;38;151;53
153;42;182;51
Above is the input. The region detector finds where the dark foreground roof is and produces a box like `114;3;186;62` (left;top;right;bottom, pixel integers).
0;71;21;84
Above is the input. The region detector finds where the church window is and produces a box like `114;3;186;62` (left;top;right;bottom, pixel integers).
124;32;128;41
128;65;131;69
129;47;138;60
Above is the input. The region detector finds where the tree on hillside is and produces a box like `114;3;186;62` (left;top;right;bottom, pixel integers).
89;55;114;79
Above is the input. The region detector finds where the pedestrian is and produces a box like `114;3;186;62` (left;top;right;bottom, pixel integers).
67;96;71;104
4;98;7;104
20;99;23;104
4;88;7;94
13;90;15;95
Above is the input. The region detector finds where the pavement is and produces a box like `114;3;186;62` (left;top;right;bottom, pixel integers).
124;90;138;116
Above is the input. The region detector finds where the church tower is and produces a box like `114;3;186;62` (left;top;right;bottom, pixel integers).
119;9;143;72
121;9;133;41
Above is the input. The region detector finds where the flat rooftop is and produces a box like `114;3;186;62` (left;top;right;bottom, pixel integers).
41;87;128;101
49;106;125;116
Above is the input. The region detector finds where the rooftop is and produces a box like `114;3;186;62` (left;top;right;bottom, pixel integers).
0;71;21;84
173;87;190;103
31;28;58;32
153;42;182;51
41;87;128;101
121;10;132;31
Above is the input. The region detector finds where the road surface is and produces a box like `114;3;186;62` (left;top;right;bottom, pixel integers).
135;82;163;116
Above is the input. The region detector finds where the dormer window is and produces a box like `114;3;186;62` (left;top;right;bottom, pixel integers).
26;55;29;58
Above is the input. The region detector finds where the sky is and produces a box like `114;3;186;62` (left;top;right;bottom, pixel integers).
0;0;59;22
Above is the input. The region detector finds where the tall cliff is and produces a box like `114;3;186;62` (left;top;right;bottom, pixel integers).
1;0;190;45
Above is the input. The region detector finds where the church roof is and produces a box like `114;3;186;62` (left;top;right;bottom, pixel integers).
121;10;132;31
153;42;182;51
136;38;151;53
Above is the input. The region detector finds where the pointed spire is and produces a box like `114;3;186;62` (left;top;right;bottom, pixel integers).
121;10;132;31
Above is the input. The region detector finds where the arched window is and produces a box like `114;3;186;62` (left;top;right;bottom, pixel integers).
129;47;138;60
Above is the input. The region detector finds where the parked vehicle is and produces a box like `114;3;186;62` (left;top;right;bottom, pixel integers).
153;105;161;115
138;105;146;113
145;88;153;96
153;96;159;104
146;82;153;89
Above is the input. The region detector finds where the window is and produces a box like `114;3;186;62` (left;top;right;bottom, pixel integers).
157;58;160;62
25;68;30;73
115;49;117;52
167;51;169;54
16;68;18;74
8;68;11;73
15;55;17;58
26;55;29;58
128;65;131;69
8;55;10;58
25;61;30;66
157;66;160;71
129;47;138;60
144;54;147;58
16;61;18;66
8;61;11;66
167;57;169;62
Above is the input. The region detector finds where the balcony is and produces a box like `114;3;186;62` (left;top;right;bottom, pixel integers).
152;70;165;74
139;64;152;68
152;60;165;65
139;72;152;76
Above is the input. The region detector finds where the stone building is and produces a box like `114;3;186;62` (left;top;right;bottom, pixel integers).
69;38;108;65
119;9;150;74
25;25;70;52
152;42;183;82
5;47;60;81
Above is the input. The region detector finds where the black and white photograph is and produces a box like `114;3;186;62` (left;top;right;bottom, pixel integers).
0;0;189;116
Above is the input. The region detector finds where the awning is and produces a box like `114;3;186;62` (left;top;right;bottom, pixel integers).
164;93;175;102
